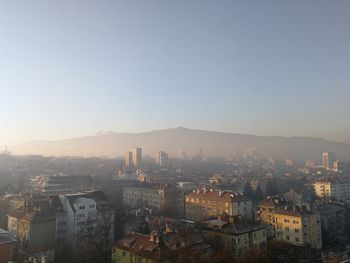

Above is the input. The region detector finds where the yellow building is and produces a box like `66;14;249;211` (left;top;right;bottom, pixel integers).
7;208;56;253
257;198;322;249
257;197;286;238
201;216;267;256
313;180;332;200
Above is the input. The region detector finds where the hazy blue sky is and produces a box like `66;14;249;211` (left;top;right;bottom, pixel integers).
0;0;349;146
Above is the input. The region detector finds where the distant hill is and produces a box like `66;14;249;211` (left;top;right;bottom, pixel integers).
11;127;350;161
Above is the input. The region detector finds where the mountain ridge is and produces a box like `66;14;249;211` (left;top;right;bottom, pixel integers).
11;127;350;161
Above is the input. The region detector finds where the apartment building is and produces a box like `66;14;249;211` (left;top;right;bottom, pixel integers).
57;190;114;256
313;177;350;201
123;183;181;215
258;198;322;249
185;188;253;221
7;203;56;257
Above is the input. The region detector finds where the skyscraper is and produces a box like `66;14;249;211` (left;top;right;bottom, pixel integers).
322;152;335;170
155;151;169;166
125;147;142;168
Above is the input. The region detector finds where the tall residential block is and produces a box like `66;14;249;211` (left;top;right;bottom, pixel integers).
125;147;142;168
155;150;169;166
322;152;335;170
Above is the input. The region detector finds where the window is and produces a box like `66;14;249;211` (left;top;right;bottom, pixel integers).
284;219;290;223
79;206;85;210
286;235;290;240
295;237;300;242
285;227;289;232
293;220;299;224
89;204;95;209
77;213;85;218
295;229;299;233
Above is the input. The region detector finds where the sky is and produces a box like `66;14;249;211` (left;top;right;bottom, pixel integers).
0;0;349;146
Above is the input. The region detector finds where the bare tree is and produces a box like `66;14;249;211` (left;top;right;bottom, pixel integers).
78;211;115;263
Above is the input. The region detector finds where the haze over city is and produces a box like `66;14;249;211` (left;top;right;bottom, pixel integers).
1;0;350;147
2;2;350;263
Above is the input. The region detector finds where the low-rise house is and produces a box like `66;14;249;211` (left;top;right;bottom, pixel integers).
201;216;267;256
112;228;211;263
7;203;56;258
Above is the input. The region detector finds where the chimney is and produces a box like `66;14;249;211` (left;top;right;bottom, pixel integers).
218;190;222;197
305;204;311;212
284;205;288;211
150;231;157;242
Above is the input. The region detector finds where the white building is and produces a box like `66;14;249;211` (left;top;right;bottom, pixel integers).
56;191;114;255
313;177;350;201
155;151;169;166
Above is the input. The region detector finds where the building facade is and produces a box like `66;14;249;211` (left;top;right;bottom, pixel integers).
7;206;56;255
57;190;115;257
123;184;181;215
125;147;142;168
322;152;335;170
185;189;253;221
257;199;322;249
0;228;16;263
313;177;350;201
155;151;169;167
202;216;267;256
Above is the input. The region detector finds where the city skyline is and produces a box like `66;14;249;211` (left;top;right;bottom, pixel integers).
1;0;349;146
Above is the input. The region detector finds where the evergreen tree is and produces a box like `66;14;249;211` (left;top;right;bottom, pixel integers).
243;181;254;198
254;185;263;201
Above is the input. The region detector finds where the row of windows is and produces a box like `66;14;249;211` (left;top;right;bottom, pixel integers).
283;219;299;224
79;204;95;210
285;235;300;242
284;227;299;233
